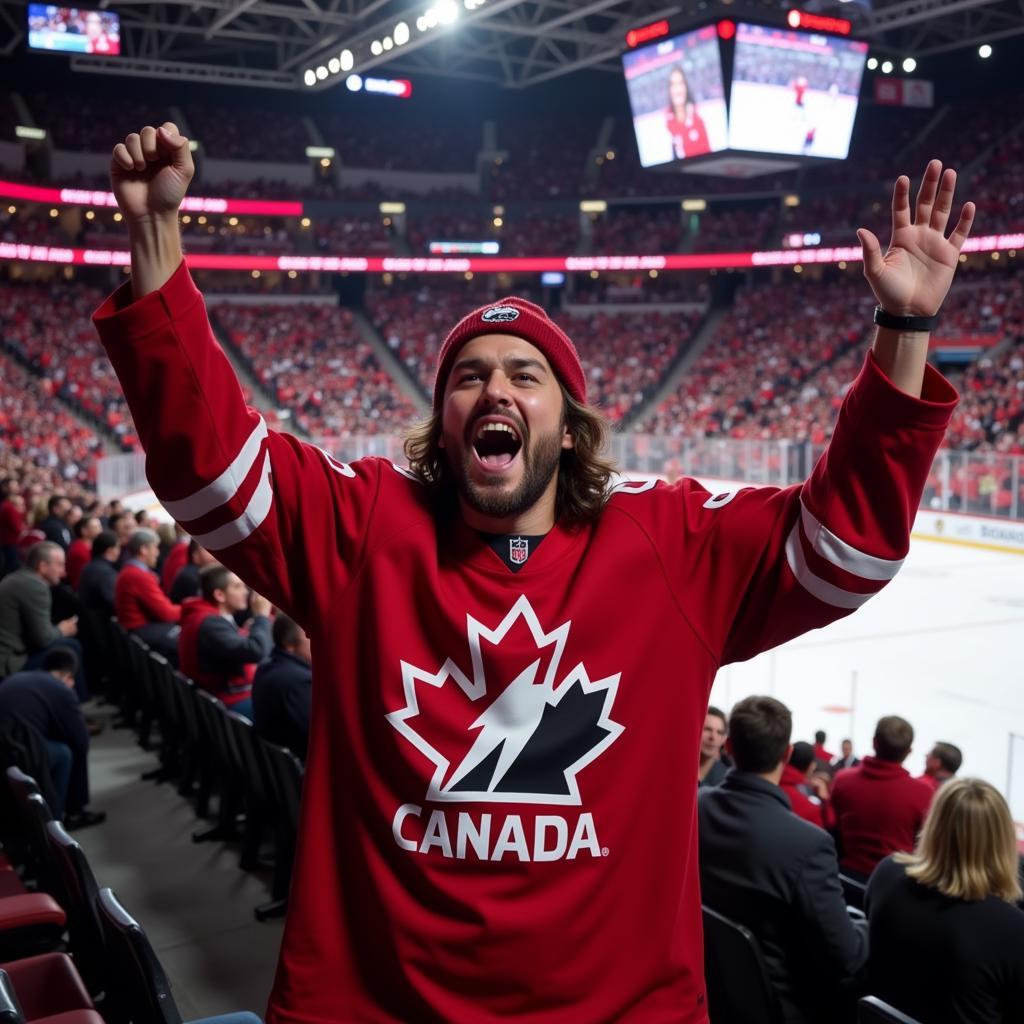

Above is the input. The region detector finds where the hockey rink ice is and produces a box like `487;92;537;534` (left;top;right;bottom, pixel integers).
710;535;1024;817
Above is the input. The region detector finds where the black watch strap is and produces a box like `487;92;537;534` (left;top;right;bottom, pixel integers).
873;304;939;332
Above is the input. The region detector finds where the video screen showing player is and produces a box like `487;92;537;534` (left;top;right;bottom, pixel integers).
622;25;728;168
727;23;867;159
27;3;120;54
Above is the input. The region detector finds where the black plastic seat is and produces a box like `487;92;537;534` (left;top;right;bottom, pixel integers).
254;742;303;922
44;821;106;995
5;770;54;889
190;692;238;843
858;996;922;1024
94;887;262;1024
222;711;273;872
126;635;158;752
840;873;867;912
702;904;784;1024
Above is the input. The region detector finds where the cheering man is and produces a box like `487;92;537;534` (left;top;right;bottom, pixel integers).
95;122;972;1024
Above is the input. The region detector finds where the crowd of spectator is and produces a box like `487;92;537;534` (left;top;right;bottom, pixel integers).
695;698;1023;1024
0;280;138;450
211;301;419;439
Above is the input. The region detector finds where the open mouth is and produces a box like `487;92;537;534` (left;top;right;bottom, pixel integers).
472;420;523;471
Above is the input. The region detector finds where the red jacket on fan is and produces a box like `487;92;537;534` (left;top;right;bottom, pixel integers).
178;596;259;706
114;560;181;630
161;539;188;594
0;499;24;547
94;264;955;1024
779;763;833;830
830;756;934;877
66;539;91;590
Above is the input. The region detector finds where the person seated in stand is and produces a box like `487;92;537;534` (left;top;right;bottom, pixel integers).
0;647;105;829
813;729;834;771
160;524;189;595
866;777;1024;1023
831;715;934;881
66;515;102;591
169;537;217;604
832;738;859;772
252;614;312;760
77;530;121;619
38;495;72;551
0;541;80;684
918;740;962;792
114;528;181;662
699;696;868;1023
178;564;272;719
780;740;834;830
698;705;729;787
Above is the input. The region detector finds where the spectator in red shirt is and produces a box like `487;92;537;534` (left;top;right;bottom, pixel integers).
160;529;189;594
831;715;934;880
0;487;25;576
918;741;962;793
813;729;835;767
67;515;102;590
114;528;181;662
780;741;834;830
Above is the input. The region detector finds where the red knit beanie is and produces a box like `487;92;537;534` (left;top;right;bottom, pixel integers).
433;296;587;410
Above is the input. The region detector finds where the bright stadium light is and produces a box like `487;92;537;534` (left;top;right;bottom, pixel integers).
881;60;893;73
416;15;427;30
383;36;393;50
394;21;409;45
346;74;364;91
424;7;439;28
437;0;458;25
902;57;916;72
316;65;328;80
866;56;878;70
328;57;340;73
370;39;383;55
979;43;992;58
339;48;354;71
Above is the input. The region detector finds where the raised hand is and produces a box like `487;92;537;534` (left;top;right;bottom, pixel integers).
110;122;194;224
857;159;975;318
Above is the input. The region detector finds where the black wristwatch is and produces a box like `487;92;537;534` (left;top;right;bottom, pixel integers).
873;305;939;332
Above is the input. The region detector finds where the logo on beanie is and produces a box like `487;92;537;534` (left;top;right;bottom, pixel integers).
481;305;520;324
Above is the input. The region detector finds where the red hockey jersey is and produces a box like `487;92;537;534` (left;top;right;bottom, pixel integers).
94;264;956;1024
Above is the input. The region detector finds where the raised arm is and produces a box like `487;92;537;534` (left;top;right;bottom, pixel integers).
96;124;381;629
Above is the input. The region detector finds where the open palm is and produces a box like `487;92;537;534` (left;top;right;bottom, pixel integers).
857;160;976;318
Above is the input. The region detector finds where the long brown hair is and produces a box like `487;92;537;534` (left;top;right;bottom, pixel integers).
895;777;1022;904
403;387;617;527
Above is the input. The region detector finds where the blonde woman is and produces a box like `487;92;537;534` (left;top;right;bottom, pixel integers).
865;778;1024;1023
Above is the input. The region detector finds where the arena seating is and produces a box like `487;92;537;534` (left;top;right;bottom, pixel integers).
0;281;137;450
211;302;419;438
184;103;310;162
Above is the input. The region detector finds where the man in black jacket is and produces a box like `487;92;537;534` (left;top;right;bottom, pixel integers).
0;647;105;828
698;696;868;1023
252;615;312;760
38;495;73;551
77;531;121;618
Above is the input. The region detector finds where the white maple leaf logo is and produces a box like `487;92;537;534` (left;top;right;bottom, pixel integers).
386;595;624;806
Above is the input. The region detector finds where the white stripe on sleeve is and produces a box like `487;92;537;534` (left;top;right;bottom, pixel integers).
800;500;904;582
161;418;269;522
784;523;875;610
191;451;273;551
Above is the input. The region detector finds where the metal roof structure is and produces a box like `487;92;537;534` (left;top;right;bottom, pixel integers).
1;0;1021;90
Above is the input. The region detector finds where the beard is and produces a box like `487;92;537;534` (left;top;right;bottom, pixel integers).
450;421;564;522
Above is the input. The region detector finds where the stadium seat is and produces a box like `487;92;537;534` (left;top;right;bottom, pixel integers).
0;954;95;1020
146;653;185;784
221;711;273;873
5;772;54;891
840;874;867;912
171;672;202;800
42;823;105;995
701;905;784;1024
94;888;263;1024
126;635;158;754
0;969;19;1023
858;996;922;1024
254;742;304;922
190;692;239;844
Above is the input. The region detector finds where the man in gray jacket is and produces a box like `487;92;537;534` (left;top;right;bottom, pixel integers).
0;542;80;685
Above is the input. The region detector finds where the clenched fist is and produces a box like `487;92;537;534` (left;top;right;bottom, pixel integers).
110;122;194;225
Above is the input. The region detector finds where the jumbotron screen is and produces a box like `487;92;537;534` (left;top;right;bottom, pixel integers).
727;23;867;159
621;25;727;168
27;4;120;54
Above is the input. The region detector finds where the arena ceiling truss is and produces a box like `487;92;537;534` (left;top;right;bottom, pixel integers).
0;0;1022;89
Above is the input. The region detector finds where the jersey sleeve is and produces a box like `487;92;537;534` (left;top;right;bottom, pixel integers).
93;262;381;630
629;350;957;665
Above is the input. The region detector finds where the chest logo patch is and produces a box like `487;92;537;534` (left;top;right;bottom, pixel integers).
387;595;623;806
509;536;529;565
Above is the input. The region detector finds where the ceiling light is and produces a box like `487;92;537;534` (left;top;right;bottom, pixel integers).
346;74;364;91
339;48;354;71
902;57;916;72
315;65;328;79
370;39;383;55
304;69;317;86
328;57;340;73
382;36;393;50
394;21;409;45
866;56;878;70
437;0;458;24
880;60;893;73
979;43;992;58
